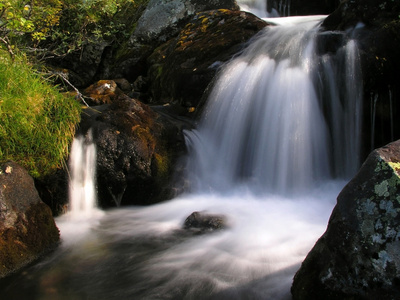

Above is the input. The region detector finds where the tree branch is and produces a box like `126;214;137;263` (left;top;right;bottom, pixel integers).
0;36;15;61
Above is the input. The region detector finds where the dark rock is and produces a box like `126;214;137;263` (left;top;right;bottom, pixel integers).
113;78;133;94
0;162;60;278
79;94;189;207
183;211;228;233
147;9;268;113
292;139;400;299
34;168;69;216
47;40;110;88
320;0;400;159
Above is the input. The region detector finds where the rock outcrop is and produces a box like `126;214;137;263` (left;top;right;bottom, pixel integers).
292;139;400;299
78;88;189;208
147;9;268;112
0;162;60;278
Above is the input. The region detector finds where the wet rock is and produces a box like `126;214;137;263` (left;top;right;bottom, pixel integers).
321;0;400;159
183;211;228;233
291;139;400;299
79;94;189;207
0;162;60;278
147;9;268;113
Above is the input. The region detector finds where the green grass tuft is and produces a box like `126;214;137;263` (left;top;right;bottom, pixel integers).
0;52;81;178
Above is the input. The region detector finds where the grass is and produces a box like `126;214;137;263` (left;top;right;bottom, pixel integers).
0;52;81;178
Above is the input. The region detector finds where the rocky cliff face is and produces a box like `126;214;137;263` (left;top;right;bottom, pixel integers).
0;162;59;278
292;139;400;299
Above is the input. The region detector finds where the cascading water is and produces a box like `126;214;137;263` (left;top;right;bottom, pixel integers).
68;130;97;217
186;16;362;194
56;130;104;245
0;17;364;300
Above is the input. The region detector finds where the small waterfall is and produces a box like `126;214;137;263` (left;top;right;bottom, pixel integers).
185;17;363;194
0;15;368;300
68;130;98;218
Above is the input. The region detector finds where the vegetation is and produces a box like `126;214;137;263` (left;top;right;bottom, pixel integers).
0;0;149;59
0;0;149;177
0;52;81;178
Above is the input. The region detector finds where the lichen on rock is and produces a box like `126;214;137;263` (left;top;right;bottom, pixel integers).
292;139;400;299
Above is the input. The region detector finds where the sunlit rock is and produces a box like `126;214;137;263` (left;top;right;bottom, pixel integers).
147;9;268;112
292;139;400;299
0;162;59;278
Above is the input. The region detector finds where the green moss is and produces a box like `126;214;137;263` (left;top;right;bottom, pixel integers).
0;53;81;178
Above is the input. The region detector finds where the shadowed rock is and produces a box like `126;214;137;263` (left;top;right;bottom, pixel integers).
0;162;59;278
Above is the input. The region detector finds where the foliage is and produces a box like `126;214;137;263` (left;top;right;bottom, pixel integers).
0;0;62;57
0;52;81;178
0;0;149;58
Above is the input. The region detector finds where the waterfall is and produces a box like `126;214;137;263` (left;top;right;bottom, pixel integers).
185;17;363;194
68;130;98;218
0;16;366;300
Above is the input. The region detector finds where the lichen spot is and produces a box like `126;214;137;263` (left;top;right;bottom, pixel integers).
375;181;390;198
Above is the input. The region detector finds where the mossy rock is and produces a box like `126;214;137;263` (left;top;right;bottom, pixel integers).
147;9;268;114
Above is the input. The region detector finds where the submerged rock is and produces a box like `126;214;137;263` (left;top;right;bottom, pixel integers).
183;211;228;233
0;162;60;278
291;139;400;299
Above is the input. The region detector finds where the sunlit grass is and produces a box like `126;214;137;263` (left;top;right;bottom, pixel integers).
0;52;81;178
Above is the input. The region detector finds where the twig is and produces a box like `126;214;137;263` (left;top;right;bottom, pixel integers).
55;72;90;107
0;36;15;61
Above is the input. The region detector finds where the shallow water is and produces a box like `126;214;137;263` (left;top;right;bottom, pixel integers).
0;181;344;300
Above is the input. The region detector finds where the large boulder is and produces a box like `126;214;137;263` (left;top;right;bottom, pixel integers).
78;90;189;208
292;139;400;299
0;162;60;278
98;0;240;84
147;9;268;113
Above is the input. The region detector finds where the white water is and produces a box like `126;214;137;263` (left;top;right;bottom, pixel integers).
1;17;364;300
68;130;98;217
57;131;104;245
186;16;362;194
238;0;279;18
